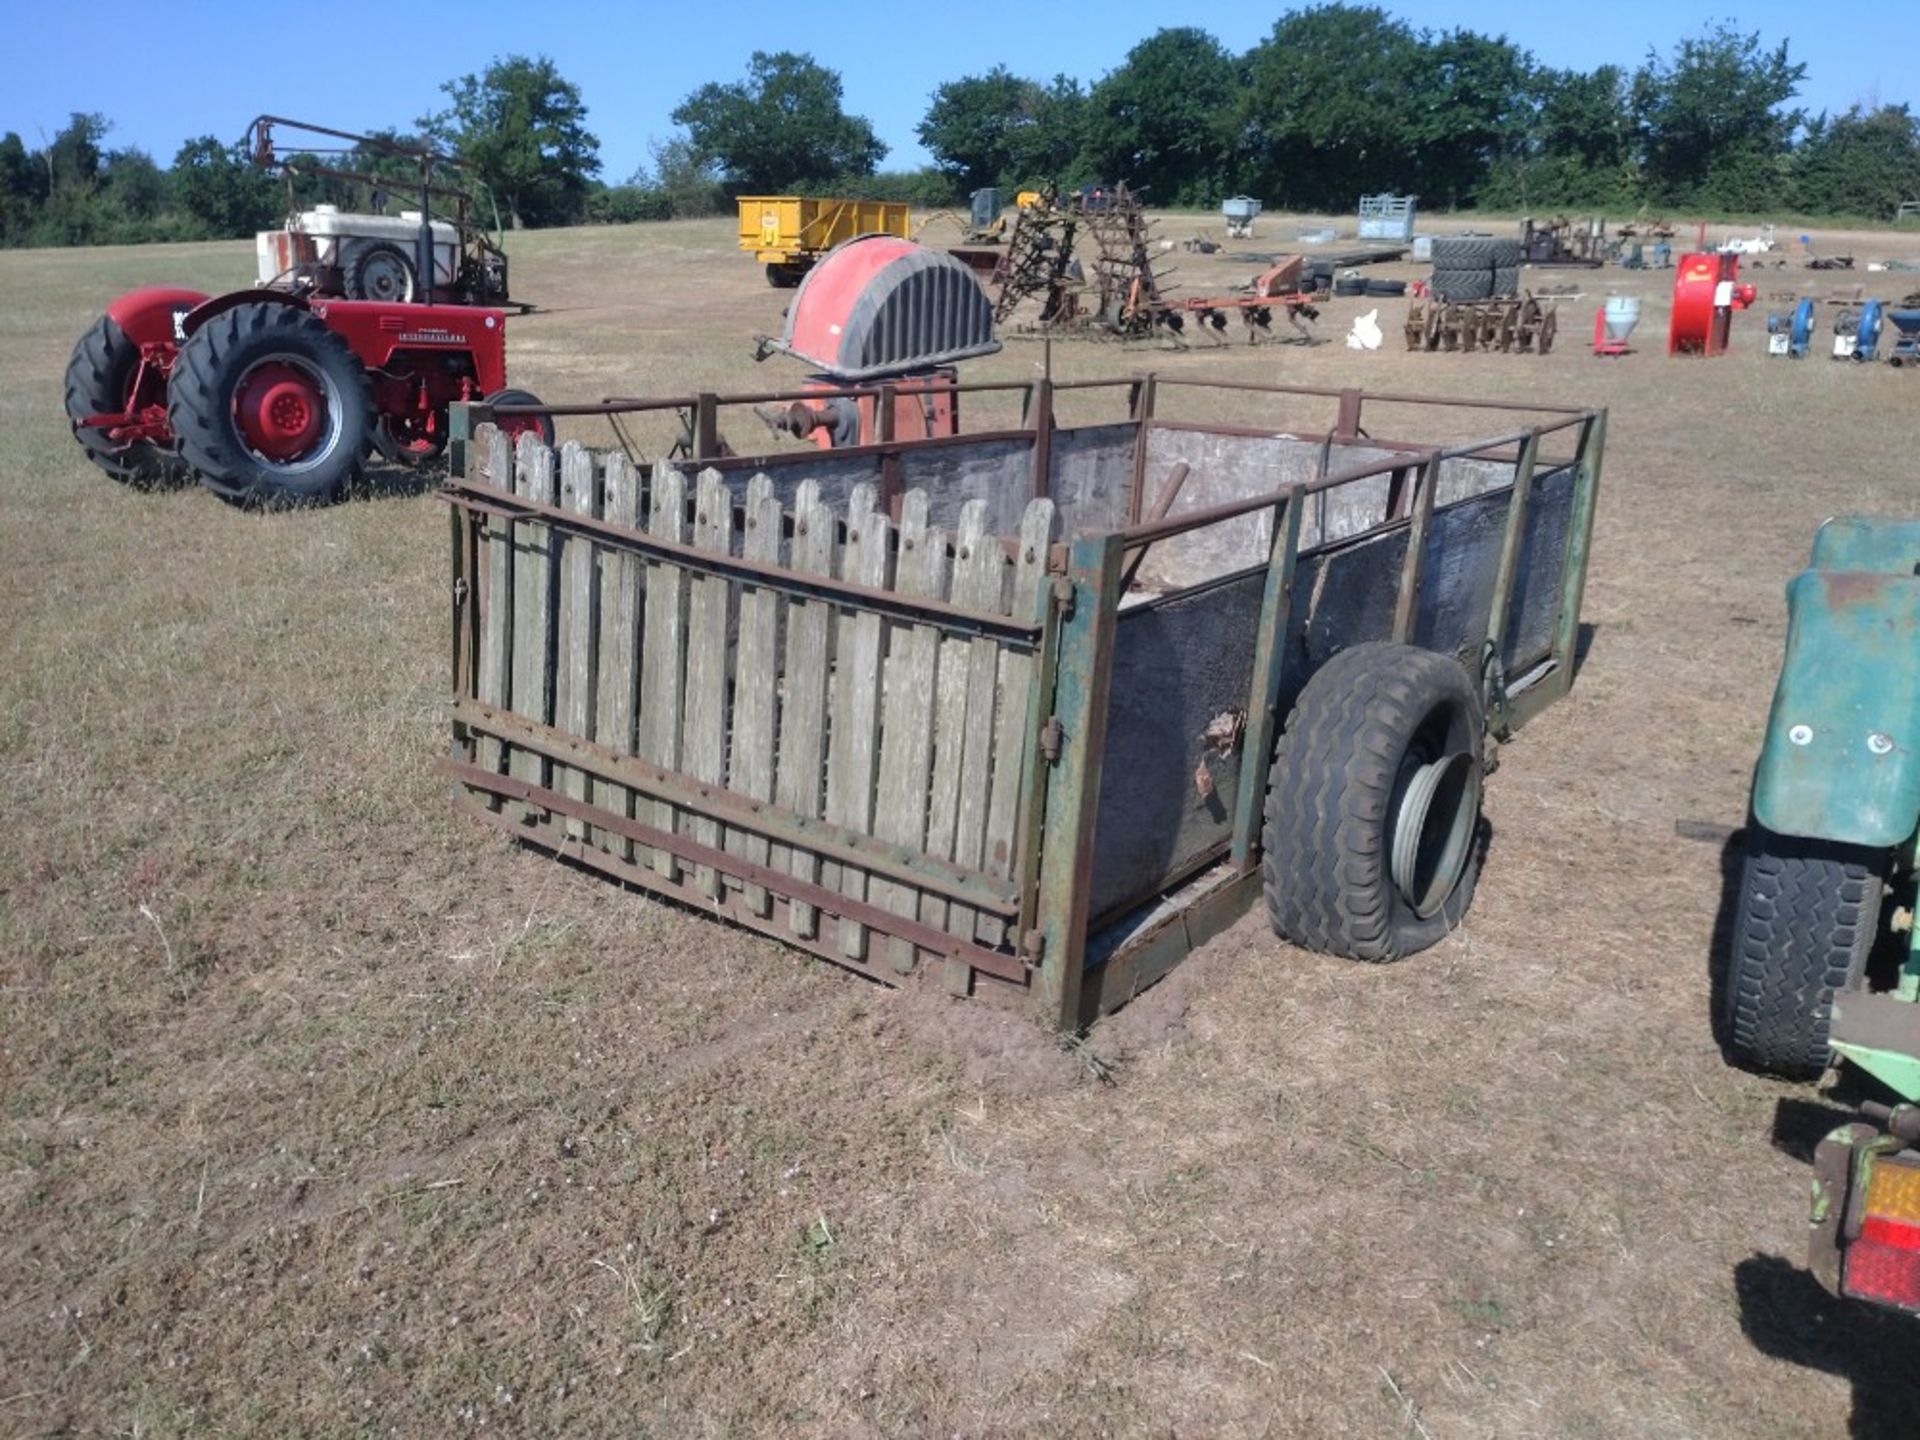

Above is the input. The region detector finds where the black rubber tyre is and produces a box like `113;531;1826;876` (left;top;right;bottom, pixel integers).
766;263;806;289
167;302;373;507
346;242;416;303
1488;238;1524;267
1333;277;1366;297
1364;278;1408;297
485;387;556;448
1724;828;1885;1078
63;314;187;488
1431;269;1493;302
1430;237;1497;267
1491;266;1520;297
1263;643;1486;962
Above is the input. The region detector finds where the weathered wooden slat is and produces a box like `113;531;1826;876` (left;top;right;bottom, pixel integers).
728;474;782;914
925;500;988;942
872;491;948;973
948;499;1009;945
826;484;890;959
682;470;734;899
555;443;598;841
636;467;689;880
979;497;1055;944
777;480;834;937
592;451;643;858
476;425;514;802
508;436;557;817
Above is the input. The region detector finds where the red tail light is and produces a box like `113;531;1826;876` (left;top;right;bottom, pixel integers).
1844;1215;1920;1310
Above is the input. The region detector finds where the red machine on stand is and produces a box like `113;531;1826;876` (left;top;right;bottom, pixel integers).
751;235;1001;448
1667;251;1756;356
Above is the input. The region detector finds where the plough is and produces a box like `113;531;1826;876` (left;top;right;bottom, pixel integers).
1405;294;1559;354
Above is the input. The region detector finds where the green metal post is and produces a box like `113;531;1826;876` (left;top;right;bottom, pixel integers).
1481;430;1541;731
1548;410;1605;700
1230;497;1303;870
1031;532;1125;1030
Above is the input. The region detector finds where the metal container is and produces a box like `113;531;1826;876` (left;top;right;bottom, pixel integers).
1358;194;1417;241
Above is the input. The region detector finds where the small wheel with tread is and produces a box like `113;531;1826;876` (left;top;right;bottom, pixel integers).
1263;642;1486;962
485;387;555;448
347;242;417;303
1723;827;1885;1078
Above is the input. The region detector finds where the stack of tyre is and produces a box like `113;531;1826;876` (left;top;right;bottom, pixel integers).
1429;237;1525;301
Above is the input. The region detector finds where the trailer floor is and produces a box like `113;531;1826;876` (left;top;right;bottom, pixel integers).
4;215;1920;1438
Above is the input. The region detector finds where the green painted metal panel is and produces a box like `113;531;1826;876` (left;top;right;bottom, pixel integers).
1809;514;1920;574
1753;568;1920;848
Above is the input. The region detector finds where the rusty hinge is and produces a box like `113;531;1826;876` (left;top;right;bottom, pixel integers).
1040;716;1064;764
1020;929;1046;967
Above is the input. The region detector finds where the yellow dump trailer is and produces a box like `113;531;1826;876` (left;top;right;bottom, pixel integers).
737;196;912;287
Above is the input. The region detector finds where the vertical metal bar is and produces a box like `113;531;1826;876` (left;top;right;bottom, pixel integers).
1229;496;1304;870
1031;532;1124;1030
1013;576;1067;937
1029;378;1054;501
1391;452;1441;643
1482;429;1542;683
694;392;719;460
1548;411;1605;699
1335;388;1363;438
1127;372;1157;522
449;400;485;481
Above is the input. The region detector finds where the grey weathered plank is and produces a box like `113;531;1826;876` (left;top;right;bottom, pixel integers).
682;469;734;899
979;497;1055;944
872;490;947;974
776;480;834;938
555;442;598;842
924;499;987;941
592;451;643;858
508;435;557;817
948;499;1009;943
727;474;782;914
476;425;514;802
636;466;689;880
826;484;890;960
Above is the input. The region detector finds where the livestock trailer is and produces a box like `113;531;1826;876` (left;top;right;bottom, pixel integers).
441;377;1603;1028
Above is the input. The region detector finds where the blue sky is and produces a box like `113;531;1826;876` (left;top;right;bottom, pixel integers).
5;0;1907;180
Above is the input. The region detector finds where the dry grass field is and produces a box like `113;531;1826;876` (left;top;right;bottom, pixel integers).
4;213;1920;1438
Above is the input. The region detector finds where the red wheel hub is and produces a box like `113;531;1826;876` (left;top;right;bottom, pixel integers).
235;362;325;461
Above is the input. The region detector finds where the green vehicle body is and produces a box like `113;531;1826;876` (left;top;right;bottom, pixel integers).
1752;515;1920;1102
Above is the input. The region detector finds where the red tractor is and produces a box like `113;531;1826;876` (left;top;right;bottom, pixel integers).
62;119;550;506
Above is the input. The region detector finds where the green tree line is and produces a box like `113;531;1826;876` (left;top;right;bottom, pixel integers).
6;10;1918;250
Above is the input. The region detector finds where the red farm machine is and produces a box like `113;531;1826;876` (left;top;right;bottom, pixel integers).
63;117;549;507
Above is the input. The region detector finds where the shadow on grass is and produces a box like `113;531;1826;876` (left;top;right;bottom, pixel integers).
1734;1252;1920;1439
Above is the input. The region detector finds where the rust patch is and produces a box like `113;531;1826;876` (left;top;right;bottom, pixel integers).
1821;569;1894;609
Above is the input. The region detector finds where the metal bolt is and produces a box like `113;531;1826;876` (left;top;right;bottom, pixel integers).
1869;732;1895;755
1788;724;1813;746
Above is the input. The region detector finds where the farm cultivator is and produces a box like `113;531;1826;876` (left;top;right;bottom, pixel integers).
62;118;547;506
1404;295;1559;354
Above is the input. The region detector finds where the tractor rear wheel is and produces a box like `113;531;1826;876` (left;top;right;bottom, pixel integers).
167;302;373;507
1262;643;1486;961
1723;827;1885;1078
63;314;187;488
347;243;417;303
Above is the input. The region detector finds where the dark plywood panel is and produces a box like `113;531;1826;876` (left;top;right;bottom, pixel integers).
1049;422;1136;535
1413;487;1512;669
1089;569;1267;920
1502;465;1575;674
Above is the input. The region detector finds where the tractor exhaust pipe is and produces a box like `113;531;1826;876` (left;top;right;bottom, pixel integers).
416;167;433;306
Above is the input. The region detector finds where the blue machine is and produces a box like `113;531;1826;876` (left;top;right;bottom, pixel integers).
1888;308;1920;368
1854;299;1884;362
1766;297;1816;358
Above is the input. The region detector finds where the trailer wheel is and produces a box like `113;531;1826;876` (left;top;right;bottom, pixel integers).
1723;828;1884;1078
767;263;805;288
1262;642;1486;962
167;302;372;507
346;242;417;303
63;314;187;488
484;388;555;448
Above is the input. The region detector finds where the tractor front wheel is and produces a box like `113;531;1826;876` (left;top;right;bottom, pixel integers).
168;302;372;507
63;314;187;488
1724;827;1885;1078
484;388;555;448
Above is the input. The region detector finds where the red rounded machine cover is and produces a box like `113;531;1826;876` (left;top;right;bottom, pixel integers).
772;235;1000;380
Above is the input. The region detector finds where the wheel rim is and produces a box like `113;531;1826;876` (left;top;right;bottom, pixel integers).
232;354;341;472
360;250;413;303
1391;749;1481;919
